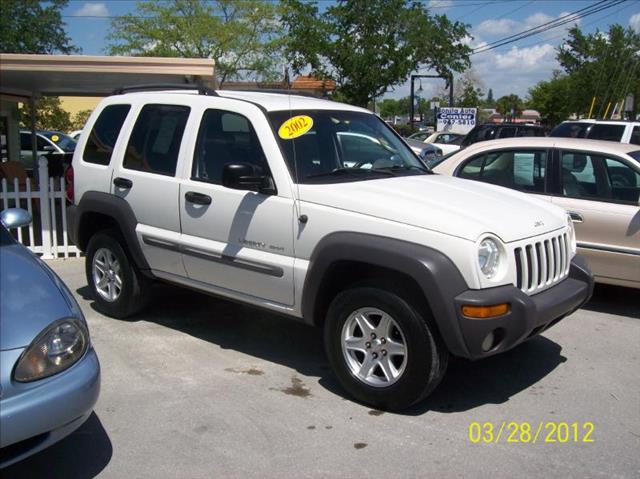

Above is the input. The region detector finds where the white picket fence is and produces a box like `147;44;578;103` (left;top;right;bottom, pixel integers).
1;157;80;259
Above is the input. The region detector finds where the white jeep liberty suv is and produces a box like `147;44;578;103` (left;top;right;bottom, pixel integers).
67;85;593;410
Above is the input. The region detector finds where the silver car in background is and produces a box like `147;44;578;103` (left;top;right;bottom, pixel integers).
433;137;640;289
0;209;100;468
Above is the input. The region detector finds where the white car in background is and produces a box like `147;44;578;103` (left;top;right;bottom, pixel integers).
407;131;464;155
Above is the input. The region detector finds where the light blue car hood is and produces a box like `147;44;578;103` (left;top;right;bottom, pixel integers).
0;243;79;350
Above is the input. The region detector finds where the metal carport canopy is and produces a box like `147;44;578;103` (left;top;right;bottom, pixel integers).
0;54;216;97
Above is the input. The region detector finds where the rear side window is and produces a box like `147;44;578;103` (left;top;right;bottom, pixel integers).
549;122;590;138
586;124;625;142
630;126;640;146
83;104;131;165
123;104;190;176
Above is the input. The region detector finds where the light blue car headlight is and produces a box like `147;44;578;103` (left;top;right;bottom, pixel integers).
14;318;88;382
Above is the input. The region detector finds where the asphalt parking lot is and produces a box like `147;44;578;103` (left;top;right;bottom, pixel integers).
4;258;640;479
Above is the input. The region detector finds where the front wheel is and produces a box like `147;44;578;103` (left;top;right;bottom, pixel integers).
324;287;448;411
85;230;150;319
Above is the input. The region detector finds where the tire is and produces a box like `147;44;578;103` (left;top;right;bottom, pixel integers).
324;287;448;411
85;230;150;319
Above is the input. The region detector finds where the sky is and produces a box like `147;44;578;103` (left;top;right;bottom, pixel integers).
60;0;640;101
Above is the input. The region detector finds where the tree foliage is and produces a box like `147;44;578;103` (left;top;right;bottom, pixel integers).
70;110;94;131
281;0;471;107
20;97;72;132
526;72;573;126
0;0;77;54
556;24;640;118
108;0;284;86
495;94;523;121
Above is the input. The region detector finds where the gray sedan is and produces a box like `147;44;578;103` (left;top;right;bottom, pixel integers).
0;209;100;468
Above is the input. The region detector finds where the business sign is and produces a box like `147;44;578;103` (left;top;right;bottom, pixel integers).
436;107;476;134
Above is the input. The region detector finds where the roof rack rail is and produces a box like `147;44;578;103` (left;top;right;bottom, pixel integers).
112;83;218;96
220;88;319;98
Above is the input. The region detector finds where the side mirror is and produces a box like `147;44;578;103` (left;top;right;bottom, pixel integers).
0;208;32;229
222;163;275;195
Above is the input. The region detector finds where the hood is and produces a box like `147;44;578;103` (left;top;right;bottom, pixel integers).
0;243;78;350
299;174;566;243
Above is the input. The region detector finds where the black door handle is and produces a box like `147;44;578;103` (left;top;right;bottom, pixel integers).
569;212;584;222
113;177;133;189
185;191;212;205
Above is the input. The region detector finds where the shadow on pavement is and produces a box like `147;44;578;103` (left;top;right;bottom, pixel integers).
582;283;639;319
81;282;568;414
2;412;112;479
407;336;566;415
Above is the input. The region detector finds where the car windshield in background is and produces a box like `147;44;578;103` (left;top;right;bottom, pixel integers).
268;110;428;184
41;131;77;152
629;151;640;162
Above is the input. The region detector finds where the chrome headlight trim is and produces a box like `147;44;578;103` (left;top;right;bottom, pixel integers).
478;236;502;279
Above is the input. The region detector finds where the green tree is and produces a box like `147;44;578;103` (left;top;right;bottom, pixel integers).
526;72;574;127
495;94;523;121
557;24;640;118
0;0;77;54
282;0;471;107
485;88;494;107
108;0;285;87
70;109;93;131
20;97;72;132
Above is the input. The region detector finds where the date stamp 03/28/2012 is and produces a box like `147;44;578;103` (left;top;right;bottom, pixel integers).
468;422;595;444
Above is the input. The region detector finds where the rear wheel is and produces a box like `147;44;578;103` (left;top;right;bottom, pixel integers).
325;287;448;411
85;230;149;318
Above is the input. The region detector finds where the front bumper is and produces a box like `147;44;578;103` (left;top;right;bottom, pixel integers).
454;256;593;359
0;348;100;468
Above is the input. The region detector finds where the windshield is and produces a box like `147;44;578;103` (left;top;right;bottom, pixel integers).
40;131;76;152
630;151;640;162
268;110;428;184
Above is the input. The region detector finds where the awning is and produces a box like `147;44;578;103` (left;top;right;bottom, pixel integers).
0;54;215;97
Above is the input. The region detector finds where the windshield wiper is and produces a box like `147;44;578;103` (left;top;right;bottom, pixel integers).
374;164;430;174
306;168;394;179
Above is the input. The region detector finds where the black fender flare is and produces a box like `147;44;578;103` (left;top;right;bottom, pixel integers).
301;232;471;357
68;191;151;272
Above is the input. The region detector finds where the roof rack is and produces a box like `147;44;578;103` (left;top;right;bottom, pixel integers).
220;88;320;98
112;83;218;96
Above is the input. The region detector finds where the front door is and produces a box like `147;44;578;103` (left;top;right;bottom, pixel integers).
179;106;295;306
552;149;640;287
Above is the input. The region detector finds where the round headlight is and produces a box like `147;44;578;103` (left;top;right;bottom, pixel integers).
14;318;88;382
567;214;577;254
478;238;501;278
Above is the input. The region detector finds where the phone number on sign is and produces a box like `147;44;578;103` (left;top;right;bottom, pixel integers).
468;422;595;444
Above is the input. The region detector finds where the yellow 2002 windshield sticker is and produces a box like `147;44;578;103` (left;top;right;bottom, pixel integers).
51;134;59;142
278;115;313;140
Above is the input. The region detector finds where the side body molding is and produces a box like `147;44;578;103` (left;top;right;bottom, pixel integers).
67;191;151;273
301;232;471;357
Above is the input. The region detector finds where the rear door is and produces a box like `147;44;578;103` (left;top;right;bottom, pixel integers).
551;149;640;287
111;103;191;275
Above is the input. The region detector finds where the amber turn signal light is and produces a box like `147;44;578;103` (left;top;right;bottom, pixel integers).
462;303;510;319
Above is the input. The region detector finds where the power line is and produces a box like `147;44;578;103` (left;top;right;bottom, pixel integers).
484;0;636;53
473;0;626;55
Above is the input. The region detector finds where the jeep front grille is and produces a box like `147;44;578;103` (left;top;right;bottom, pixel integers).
514;232;570;294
